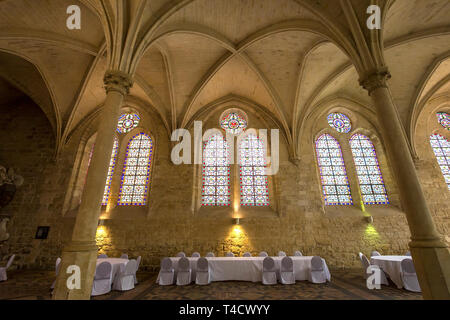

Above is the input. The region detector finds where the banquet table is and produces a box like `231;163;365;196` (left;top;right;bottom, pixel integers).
370;255;412;288
97;258;129;283
156;256;331;284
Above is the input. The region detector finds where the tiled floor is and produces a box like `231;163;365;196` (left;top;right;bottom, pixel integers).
0;269;422;300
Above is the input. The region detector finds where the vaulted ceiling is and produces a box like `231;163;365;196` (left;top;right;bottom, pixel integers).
0;0;449;157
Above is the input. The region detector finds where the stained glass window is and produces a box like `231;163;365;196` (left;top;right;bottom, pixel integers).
202;134;230;206
430;134;450;190
118;133;153;205
102;137;119;205
220;112;247;135
437;112;450;130
350;134;389;204
328;113;352;133
315;134;352;205
117;113;140;134
239;134;269;206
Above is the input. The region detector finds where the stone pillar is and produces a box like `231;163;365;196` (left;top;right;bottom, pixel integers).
53;71;133;300
360;69;450;299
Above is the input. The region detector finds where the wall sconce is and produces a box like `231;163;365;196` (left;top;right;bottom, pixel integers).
233;218;243;225
364;216;373;224
98;219;105;226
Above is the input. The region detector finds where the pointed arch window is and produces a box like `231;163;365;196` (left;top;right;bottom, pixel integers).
239;134;269;206
202;134;231;206
118;133;153;206
315;134;352;205
430;134;450;190
350;134;389;204
102;137;119;205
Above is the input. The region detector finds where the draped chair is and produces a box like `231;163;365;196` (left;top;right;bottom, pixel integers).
176;257;192;286
51;257;62;289
311;256;327;284
278;251;286;257
91;262;113;296
195;257;211;285
159;258;174;286
280;256;295;284
262;257;277;285
400;259;421;292
134;256;142;284
0;255;15;282
113;259;137;291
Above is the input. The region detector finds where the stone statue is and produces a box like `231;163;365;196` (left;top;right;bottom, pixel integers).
0;217;9;242
0;165;24;208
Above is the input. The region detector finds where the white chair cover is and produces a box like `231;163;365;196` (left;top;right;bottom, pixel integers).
91;262;113;296
359;252;370;278
405;251;411;256
176;252;186;258
134;256;141;284
259;251;268;257
311;256;327;284
177;257;192;286
280;256;295;284
294;251;303;256
262;257;277;285
113;259;137;291
206;252;215;257
0;254;15;282
243;252;252;257
401;259;421;292
360;252;389;285
98;254;108;258
51;257;62;289
278;251;286;257
371;251;381;257
226;252;235;257
195;257;211;285
159;258;174;286
192;252;201;257
120;253;128;259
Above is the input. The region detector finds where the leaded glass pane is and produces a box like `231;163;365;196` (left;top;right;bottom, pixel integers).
437;112;450;131
430;134;450;190
117;113;140;134
239;134;269;206
202;135;230;206
327;113;352;133
349;134;389;205
118;133;153;206
102;137;119;205
220;112;247;135
315;134;352;205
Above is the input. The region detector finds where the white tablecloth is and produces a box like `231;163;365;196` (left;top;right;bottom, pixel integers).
156;256;331;283
97;258;128;283
370;255;412;288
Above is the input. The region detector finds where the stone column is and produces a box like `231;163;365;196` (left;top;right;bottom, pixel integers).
53;71;133;300
360;69;450;299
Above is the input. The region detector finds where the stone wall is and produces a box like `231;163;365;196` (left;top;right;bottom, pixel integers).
0;100;448;272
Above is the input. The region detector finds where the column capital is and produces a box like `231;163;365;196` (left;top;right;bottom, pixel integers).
359;67;392;95
103;70;133;95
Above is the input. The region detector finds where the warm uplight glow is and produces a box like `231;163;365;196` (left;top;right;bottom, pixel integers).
364;224;380;244
232;226;242;235
96;225;107;238
225;225;251;257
